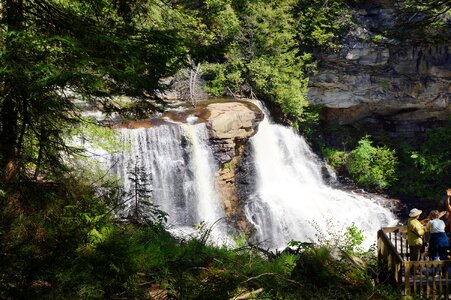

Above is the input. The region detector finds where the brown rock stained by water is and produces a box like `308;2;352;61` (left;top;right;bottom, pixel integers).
205;102;263;230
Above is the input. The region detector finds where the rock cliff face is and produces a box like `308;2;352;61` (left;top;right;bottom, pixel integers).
206;102;263;164
205;102;263;230
308;3;450;137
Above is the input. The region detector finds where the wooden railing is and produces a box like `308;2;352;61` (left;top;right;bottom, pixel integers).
378;227;451;298
404;260;450;298
378;228;404;284
382;227;409;259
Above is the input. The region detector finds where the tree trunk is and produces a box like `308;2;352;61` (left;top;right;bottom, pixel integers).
1;0;24;210
1;0;23;183
0;96;19;183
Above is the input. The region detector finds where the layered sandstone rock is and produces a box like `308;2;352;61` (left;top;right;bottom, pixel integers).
206;102;263;164
308;4;450;136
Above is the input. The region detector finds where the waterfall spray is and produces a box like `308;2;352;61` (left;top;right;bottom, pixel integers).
244;102;397;249
109;123;228;243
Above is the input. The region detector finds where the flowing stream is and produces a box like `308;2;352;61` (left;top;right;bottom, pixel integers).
244;104;397;249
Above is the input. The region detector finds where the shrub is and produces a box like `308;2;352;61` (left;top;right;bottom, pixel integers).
288;222;400;299
347;136;398;191
322;146;347;172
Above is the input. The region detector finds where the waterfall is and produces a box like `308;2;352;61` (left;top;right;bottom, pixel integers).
244;104;398;249
97;99;397;249
109;123;227;243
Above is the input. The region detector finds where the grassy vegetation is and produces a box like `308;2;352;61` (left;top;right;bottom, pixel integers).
0;174;401;299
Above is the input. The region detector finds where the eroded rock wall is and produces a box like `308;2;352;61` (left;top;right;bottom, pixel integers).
308;3;450;137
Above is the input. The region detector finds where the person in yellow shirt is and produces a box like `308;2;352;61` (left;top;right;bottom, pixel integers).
407;208;425;261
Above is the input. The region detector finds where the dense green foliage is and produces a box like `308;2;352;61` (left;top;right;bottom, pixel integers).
395;0;451;41
194;0;351;120
393;120;451;200
293;0;352;52
322;136;398;192
321;123;450;199
0;0;188;191
347;136;398;191
1;174;398;298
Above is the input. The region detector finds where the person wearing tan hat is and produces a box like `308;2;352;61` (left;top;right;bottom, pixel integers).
407;208;425;261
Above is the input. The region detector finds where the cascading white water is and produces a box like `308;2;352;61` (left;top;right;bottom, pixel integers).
111;125;195;225
109;123;227;242
244;104;398;249
181;124;227;242
95;99;397;249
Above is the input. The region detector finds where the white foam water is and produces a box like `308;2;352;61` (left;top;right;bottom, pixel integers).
244;102;398;249
108;123;229;245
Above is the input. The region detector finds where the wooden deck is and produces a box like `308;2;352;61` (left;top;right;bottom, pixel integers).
378;227;451;299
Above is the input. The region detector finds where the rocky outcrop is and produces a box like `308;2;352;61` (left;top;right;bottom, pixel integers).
215;150;249;230
206;102;263;164
205;101;263;229
308;4;450;136
235;142;257;209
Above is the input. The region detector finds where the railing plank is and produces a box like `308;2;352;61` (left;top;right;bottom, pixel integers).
413;262;421;295
439;266;443;299
405;262;411;295
446;269;449;299
432;265;436;297
378;229;404;287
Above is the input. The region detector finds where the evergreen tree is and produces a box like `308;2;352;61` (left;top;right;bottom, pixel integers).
196;0;352;121
397;0;450;39
0;0;187;205
125;161;167;226
240;0;309;119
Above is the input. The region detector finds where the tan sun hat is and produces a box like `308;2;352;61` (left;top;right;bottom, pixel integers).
409;208;422;218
